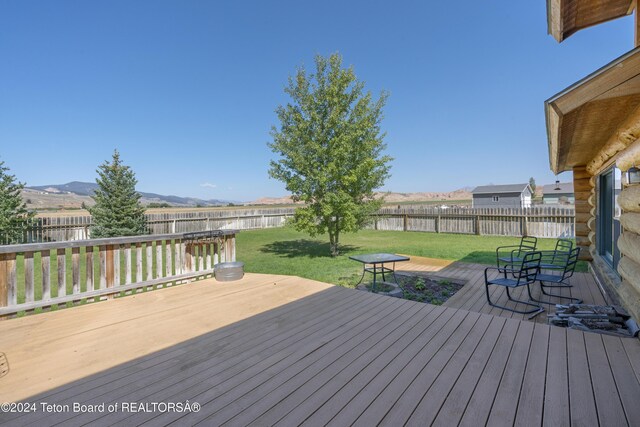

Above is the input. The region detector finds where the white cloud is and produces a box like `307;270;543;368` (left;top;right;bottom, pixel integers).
200;182;217;189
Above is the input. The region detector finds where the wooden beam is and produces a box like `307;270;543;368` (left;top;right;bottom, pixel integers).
616;137;640;171
636;0;640;47
587;104;640;175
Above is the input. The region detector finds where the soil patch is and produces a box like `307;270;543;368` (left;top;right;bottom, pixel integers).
395;273;465;305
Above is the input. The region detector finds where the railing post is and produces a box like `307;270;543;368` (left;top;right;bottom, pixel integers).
106;244;115;299
58;248;67;296
0;254;7;320
72;247;80;295
86;246;94;291
185;243;193;272
165;240;172;277
155;240;163;278
24;251;34;304
42;250;51;300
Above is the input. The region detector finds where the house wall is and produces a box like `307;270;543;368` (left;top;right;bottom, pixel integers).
542;194;575;204
573;167;593;262
580;138;640;322
616;138;640;322
472;193;525;208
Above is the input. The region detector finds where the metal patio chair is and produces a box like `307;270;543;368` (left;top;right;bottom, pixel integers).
531;247;582;304
496;236;538;271
485;251;543;315
539;238;574;270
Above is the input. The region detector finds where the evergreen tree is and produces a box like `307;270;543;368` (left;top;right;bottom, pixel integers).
0;160;35;244
89;151;147;237
269;53;392;256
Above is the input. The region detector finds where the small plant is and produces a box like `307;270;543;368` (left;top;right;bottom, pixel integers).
414;278;426;291
438;279;451;286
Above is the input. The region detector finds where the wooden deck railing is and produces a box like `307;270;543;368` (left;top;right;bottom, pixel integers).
0;230;237;317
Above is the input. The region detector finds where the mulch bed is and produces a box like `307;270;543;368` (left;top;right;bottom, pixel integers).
395;273;464;305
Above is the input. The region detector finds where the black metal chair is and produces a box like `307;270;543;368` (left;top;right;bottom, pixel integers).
496;236;537;271
531;247;582;304
485;251;543;315
539;238;573;270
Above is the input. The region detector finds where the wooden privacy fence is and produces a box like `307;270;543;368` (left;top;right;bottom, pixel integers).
5;206;575;244
12;208;295;243
0;230;237;317
371;207;575;238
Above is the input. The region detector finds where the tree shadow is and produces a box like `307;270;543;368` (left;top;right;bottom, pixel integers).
457;251;497;266
260;239;361;259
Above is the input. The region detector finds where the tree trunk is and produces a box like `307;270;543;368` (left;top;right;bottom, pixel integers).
329;221;340;257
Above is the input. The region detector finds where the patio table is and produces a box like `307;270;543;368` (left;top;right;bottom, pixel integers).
349;253;410;293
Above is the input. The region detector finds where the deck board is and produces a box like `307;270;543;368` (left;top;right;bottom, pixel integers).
543;326;570;427
1;264;639;427
567;328;600;426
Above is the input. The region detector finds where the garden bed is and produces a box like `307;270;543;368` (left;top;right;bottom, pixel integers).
395;273;465;305
355;272;465;305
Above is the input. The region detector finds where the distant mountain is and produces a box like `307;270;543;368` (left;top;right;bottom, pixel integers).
249;189;473;205
27;182;234;207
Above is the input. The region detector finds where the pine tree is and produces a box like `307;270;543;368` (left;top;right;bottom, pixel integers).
0;160;35;244
89;151;147;238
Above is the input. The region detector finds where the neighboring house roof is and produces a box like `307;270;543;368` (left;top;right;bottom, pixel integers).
471;184;531;194
542;182;574;195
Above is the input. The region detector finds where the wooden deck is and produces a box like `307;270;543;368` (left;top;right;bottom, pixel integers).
1;266;639;426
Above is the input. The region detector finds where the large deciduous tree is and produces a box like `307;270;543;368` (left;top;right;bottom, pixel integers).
0;160;35;244
89;150;147;238
269;53;392;256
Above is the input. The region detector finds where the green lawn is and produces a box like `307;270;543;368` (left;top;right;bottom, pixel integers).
236;227;584;286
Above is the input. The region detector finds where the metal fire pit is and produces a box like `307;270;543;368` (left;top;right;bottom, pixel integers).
550;304;640;338
214;262;244;282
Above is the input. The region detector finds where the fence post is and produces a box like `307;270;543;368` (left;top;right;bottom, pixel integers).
475;213;481;235
403;214;408;231
436;214;440;233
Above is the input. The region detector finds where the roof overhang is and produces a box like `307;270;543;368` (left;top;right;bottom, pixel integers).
545;47;640;174
547;0;634;42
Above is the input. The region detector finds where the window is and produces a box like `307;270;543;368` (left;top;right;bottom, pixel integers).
598;167;622;271
492;196;499;202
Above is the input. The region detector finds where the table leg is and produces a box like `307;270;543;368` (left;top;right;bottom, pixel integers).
355;265;366;286
392;262;399;284
372;263;378;293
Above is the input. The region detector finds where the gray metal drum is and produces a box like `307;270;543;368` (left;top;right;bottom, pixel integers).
214;262;244;281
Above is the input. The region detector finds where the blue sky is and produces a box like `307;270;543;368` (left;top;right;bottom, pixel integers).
0;1;636;201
